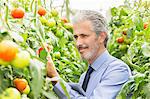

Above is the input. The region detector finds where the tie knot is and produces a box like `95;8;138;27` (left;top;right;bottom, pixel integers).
87;66;94;75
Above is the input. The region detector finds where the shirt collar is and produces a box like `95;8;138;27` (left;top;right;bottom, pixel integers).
90;50;110;71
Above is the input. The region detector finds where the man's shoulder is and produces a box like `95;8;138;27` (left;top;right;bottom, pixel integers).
106;55;132;76
107;55;128;67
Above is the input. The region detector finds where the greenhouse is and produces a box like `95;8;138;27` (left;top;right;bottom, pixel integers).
0;0;150;99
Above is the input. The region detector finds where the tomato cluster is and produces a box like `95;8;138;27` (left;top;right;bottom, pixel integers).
13;78;30;94
0;40;31;68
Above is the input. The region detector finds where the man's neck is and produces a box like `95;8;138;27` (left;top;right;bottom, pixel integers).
88;48;106;65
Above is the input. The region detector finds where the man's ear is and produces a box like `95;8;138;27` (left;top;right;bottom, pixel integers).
98;32;107;43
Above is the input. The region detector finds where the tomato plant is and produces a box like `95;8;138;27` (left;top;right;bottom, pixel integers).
0;0;86;99
108;0;150;98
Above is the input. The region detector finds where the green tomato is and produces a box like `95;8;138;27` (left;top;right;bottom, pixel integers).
0;58;10;66
39;17;48;24
53;52;61;59
64;51;70;57
136;31;144;36
124;39;131;44
119;45;127;51
51;9;58;17
11;51;31;69
22;85;30;94
55;30;64;37
46;19;56;28
64;23;73;29
1;87;21;99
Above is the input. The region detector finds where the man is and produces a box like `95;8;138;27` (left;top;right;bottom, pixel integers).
47;10;132;99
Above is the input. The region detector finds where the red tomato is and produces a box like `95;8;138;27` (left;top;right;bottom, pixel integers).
11;8;25;18
37;47;44;55
38;7;46;16
37;44;51;55
116;37;124;43
122;31;127;35
144;22;148;29
61;17;68;23
13;78;28;92
0;40;18;62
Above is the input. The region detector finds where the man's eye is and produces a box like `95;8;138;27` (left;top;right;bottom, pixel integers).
74;35;78;39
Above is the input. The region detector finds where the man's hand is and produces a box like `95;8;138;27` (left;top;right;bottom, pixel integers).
46;56;59;85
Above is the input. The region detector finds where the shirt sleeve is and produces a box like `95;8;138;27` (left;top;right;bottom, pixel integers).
53;81;88;99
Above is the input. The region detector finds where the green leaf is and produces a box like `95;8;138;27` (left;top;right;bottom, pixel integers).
65;68;72;73
39;49;47;60
111;7;118;16
134;16;143;31
42;90;58;99
59;79;70;99
0;66;12;93
120;8;128;16
29;59;45;99
21;32;28;43
117;79;135;99
59;37;67;48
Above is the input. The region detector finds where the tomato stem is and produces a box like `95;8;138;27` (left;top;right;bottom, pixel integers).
65;0;70;21
34;0;38;25
5;1;11;30
43;0;46;9
125;55;141;72
30;0;34;11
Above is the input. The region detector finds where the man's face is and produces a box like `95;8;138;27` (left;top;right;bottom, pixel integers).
73;20;102;61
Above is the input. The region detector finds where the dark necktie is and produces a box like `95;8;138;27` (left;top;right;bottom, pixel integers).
82;66;94;92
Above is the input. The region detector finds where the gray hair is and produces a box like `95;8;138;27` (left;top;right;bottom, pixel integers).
72;10;108;47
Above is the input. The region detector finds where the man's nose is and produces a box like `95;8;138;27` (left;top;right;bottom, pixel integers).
76;37;83;47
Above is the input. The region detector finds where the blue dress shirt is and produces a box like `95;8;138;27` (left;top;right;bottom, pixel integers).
53;50;132;99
